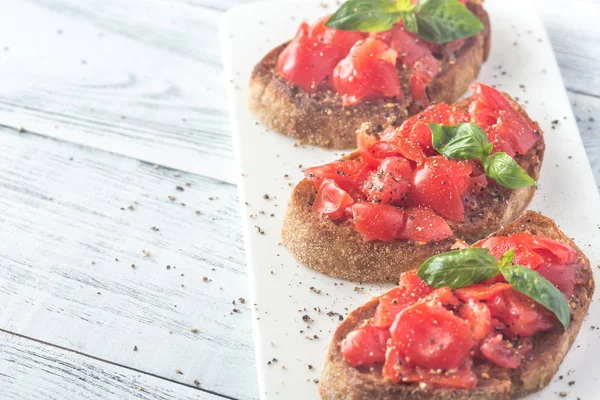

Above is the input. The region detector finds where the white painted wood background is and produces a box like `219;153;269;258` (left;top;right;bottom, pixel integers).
0;0;597;399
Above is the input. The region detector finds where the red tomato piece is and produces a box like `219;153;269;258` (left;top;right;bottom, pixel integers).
383;345;477;388
351;203;404;242
488;289;556;338
340;324;391;367
459;300;493;341
373;25;433;68
312;180;354;220
455;283;512;302
479;334;528;369
470;83;541;156
362;157;413;204
398;207;454;243
477;236;545;270
305;159;371;194
277;18;364;93
536;263;575;299
374;270;434;328
390;300;474;370
332;38;403;106
408;156;473;221
308;16;365;56
387;103;470;158
509;234;577;265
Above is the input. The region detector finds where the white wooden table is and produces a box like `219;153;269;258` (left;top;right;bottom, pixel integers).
0;0;597;399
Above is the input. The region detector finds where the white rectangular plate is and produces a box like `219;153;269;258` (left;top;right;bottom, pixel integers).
221;1;600;399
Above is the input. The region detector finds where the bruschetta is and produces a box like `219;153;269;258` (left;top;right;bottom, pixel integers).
319;211;594;399
248;0;491;148
282;83;545;282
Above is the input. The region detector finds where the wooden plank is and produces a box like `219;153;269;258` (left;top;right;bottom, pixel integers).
0;331;219;400
0;0;235;184
0;127;257;400
569;91;600;186
535;0;600;97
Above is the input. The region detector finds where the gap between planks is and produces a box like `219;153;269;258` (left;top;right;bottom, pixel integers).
0;328;237;400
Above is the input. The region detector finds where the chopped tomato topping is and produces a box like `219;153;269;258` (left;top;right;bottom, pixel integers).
478;233;578;270
312;180;354;220
305;159;371;195
480;334;530;369
459;300;492;341
383;345;477;388
340;324;391;367
351;203;404;242
455;283;512;302
362;157;413;204
277;18;365;93
488;289;556;338
374;270;434;328
386;103;471;158
390;300;474;370
408;156;473;221
470;83;541;156
372;24;433;68
398;207;453;243
536;263;576;299
332;38;403;106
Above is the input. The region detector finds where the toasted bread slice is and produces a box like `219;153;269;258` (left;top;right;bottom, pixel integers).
248;2;491;149
281;94;545;282
319;211;595;399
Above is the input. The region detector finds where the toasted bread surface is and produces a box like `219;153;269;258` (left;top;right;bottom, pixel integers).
282;94;545;282
319;211;594;400
248;2;491;149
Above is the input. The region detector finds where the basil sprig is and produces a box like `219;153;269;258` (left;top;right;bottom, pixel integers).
325;0;483;44
428;122;536;189
417;248;571;329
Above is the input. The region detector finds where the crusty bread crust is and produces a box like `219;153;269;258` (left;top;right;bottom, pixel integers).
281;94;545;282
248;2;491;149
319;211;595;400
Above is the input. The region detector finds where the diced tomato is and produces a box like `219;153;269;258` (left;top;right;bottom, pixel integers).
373;25;433;68
480;334;529;369
308;16;366;56
374;270;434;328
351;203;404;242
383;345;477;388
536;263;575;299
390;301;474;370
455;283;512;302
459;300;493;341
488;289;556;338
407;156;473;221
379;128;428;164
305;159;371;195
398;207;453;243
470;83;541;156
362;157;413;204
477;233;577;271
388;103;471;158
277;18;364;93
426;286;461;307
312;180;354;220
340;324;391;367
332;38;403;106
477;236;545;270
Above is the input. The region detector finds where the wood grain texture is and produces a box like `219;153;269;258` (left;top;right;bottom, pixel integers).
0;126;257;399
0;0;235;184
534;0;600;97
0;331;218;400
569;91;600;186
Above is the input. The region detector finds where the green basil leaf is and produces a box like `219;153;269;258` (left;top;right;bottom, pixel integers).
482;152;536;189
429;122;491;160
403;12;418;34
500;265;571;329
325;0;411;32
498;250;515;268
413;0;484;44
418;248;500;289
